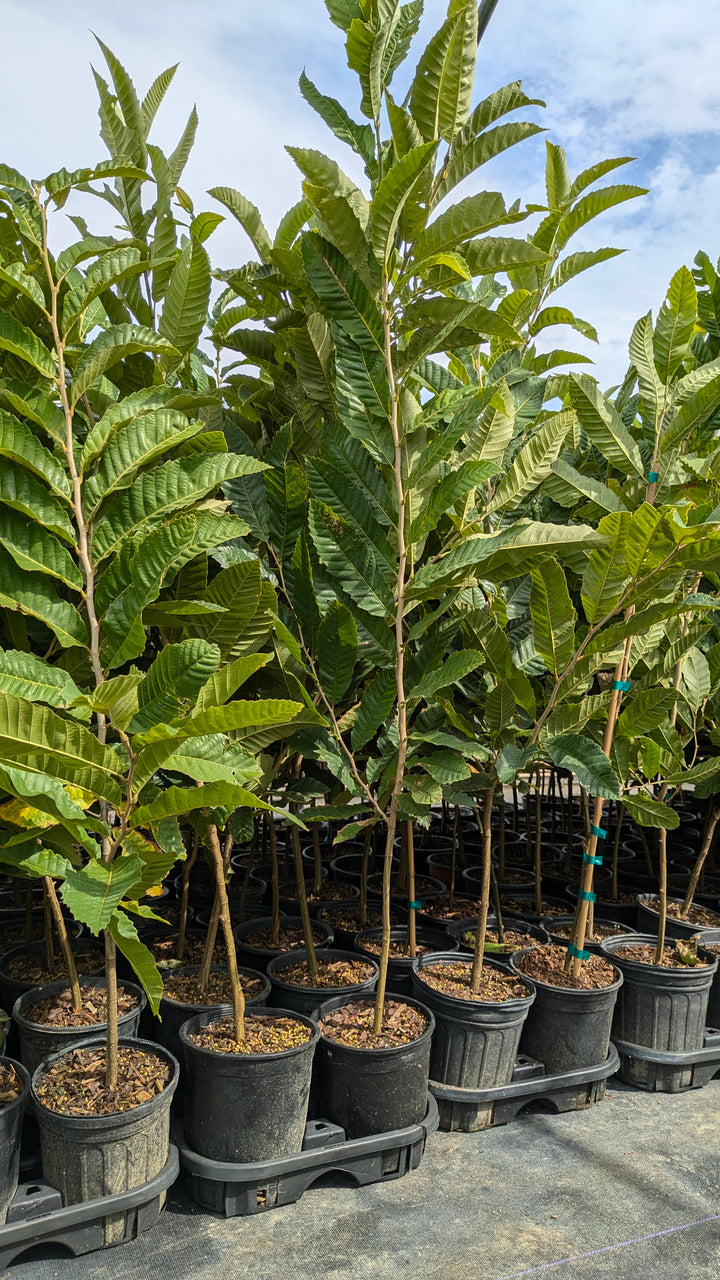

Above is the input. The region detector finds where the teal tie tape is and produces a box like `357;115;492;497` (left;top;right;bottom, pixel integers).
568;942;590;961
408;900;422;910
583;851;603;866
648;471;659;483
578;889;597;902
612;679;631;691
590;825;607;840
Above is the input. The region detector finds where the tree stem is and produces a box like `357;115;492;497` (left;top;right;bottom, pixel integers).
205;817;245;1043
470;786;495;993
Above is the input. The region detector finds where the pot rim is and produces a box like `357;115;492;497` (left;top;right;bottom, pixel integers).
599;932;718;973
13;975;145;1032
158;964;271;1008
178;1003;320;1063
267;948;379;992
510;945;623;994
315;991;436;1057
30;1035;179;1128
411;950;536;1009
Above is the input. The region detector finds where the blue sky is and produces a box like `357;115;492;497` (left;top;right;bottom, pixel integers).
2;0;719;384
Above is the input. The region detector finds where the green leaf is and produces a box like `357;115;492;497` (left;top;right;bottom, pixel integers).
530;559;577;676
303;233;383;351
0;380;65;445
317;601;358;703
208;185;273;260
133;780;273;826
681;647;711;712
409;649;484;703
529;306;597;343
71;324;178;403
488;410;573;512
308;499;393;619
463;237;547;276
568;374;645;478
622;793;679;830
371;141;437;263
485;680;515;735
0;507;83;589
194;653;271;712
62;246;150;331
412;191;511;263
547;248;624;296
108;910;164;1015
617;689;678;737
0;410;71;500
352;667;395;751
0;691;123;805
580;511;630;626
129;640;221;733
86;409;202;508
88;673;142;730
410;0;478;142
61;853;143;934
653;266;697;384
265;463;308;561
545;141;571;208
545;459;627;514
545;733;620;799
556;185;647;249
0;307;55;378
299;72;375;169
307;452;394;569
0;650;83;709
411;520;601;596
628;311;664;426
409;460;497;542
0;549;89;648
158;239;211;357
0;260;47;310
433;122;544;207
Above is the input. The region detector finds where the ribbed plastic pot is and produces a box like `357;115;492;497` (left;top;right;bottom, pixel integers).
354;926;457;997
152;964;271;1078
233;916;334;972
446;915;549;956
31;1036;178;1241
180;1004;319;1163
540;914;638;957
410;952;535;1091
635;894;720;940
700;930;720;1028
314;993;434;1139
600;933;718;1087
267;949;379;1015
13;976;145;1078
509;946;622;1073
0;939;104;1013
0;1056;29;1224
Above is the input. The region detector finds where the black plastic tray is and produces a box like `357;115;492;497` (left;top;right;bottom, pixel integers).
612;1026;720;1092
0;1145;179;1270
175;1095;439;1216
428;1045;620;1131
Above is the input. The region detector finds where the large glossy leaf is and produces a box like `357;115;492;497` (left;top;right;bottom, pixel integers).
433;121;544;207
617;689;677;737
548;248;623;296
309;499;394;618
410;520;601;596
209;186;273;261
488;410;573;512
61;852;143;934
194;653;271;712
580;511;630;626
410;0;477;142
0;308;55;378
410;460;497;542
317;601;358;703
0;650;83;709
265;463;308;561
663;371;720;449
0;260;46;310
0;380;65;446
0;507;82;589
622;793;679;830
307;454;395;569
0;410;70;501
413;191;510;263
299;72;375;169
545;732;620;799
91;453;264;563
0;549;88;648
568;374;645;478
302;233;384;351
0;690;123;804
158;239;211;356
62;246;150;331
70;324;178;404
371;141;437;263
556;185;647;250
463;237;546;276
86;409;202;508
408;650;484;703
653;265;697;384
628;312;664;427
352;667;395;751
545;459;627;514
129;640;221;733
189;559;265;656
79;387;172;471
333;333;394;465
530;559;577;676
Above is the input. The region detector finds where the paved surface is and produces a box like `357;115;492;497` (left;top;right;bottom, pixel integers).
4;1079;720;1280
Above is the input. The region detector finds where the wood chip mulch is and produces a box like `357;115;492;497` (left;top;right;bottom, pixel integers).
419;894;483;920
188;1014;312;1055
280;882;355;903
0;1061;23;1108
34;1046;172;1116
460;927;540;954
418;961;529;1003
319;998;429;1049
357;935;439;959
150;933;227;965
24;985;137;1027
273;958;375;989
163;970;264;1004
516;944;617;990
1;947;104;985
549;921;629;942
644;898;720;928
242;924;327;951
614;942;714;969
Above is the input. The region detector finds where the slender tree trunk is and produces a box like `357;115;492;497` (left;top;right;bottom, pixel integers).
655;828;668;964
269;815;281;948
198;891;221;993
490;860;504;943
497;796;506;881
534;775;542;916
205;818;245;1043
470;786;495;993
104;929;118;1088
291;824;318;981
681;805;720;916
45;878;81;1012
406;821;416;959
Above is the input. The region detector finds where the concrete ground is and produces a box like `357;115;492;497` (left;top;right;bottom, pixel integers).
4;1078;720;1280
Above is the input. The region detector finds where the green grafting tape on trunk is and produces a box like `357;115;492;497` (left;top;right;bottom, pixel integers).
648;471;659;483
578;889;597;902
408;900;422;910
567;942;591;960
583;851;603;866
590;825;607;840
612;680;631;691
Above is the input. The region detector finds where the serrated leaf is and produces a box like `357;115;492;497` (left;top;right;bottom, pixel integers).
654;265;697;384
158;238;211;357
545;732;620;799
410;0;477;142
0;690;122;804
209;186;273;261
70;324;178;404
371;142;437;264
194;653;271;712
0;410;71;501
569;374;645;479
0;307;55;378
409;649;484;703
488;410;573;512
352;667;395;751
622;793;679;830
108;909;164;1015
317;601;358;703
129;640;220;733
530;559;576;676
302;233;383;351
0;650;83;709
0;548;89;648
0;506;82;589
617;689;678;737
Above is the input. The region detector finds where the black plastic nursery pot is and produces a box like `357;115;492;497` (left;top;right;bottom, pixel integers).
0;939;104;1013
13;976;145;1078
267;949;379;1016
415;892;483;929
510;947;623;1074
314;993;435;1140
233;916;334;971
0;1057;29;1225
180;1005;320;1163
277;881;359;920
600;933;718;1083
31;1036;179;1238
635;894;720;940
700;931;720;1028
354;926;456;997
497;890;572;925
446;915;550;956
410;952;535;1091
565;884;638;927
152;965;271;1078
